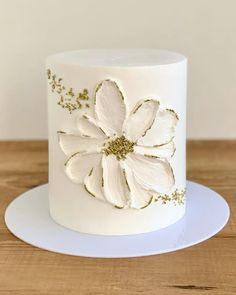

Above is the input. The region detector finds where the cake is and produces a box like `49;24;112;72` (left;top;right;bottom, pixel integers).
46;49;187;235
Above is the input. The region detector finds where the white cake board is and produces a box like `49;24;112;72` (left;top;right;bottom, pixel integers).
4;181;229;258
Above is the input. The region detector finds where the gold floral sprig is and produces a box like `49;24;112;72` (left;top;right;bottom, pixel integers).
155;188;186;205
47;69;90;113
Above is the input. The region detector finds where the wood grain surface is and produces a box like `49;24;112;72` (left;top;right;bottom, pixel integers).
0;140;235;295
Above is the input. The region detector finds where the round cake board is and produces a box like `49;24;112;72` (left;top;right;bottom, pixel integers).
4;181;230;258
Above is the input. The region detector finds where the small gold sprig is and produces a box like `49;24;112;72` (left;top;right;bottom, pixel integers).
155;188;186;205
47;69;90;114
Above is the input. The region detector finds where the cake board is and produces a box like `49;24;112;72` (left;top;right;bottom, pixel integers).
4;181;230;258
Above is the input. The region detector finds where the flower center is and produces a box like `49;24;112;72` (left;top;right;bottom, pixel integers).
103;135;135;160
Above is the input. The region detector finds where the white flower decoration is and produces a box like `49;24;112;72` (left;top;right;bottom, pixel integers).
58;80;179;209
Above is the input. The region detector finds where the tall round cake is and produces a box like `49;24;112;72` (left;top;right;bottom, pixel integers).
47;49;187;235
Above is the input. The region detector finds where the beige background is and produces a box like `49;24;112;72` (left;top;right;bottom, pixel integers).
0;0;235;139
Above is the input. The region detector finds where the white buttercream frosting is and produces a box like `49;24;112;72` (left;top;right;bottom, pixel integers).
47;49;187;235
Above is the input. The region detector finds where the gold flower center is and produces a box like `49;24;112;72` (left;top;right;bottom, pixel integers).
103;135;135;160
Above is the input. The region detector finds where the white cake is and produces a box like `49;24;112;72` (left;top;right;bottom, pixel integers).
46;49;187;235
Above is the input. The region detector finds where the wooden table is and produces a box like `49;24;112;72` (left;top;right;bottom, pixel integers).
0;140;235;295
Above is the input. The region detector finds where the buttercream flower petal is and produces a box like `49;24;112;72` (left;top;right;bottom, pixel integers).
121;162;153;209
101;154;129;208
94;80;126;136
84;160;106;201
126;153;175;193
65;152;102;184
134;140;176;159
58;132;104;156
76;115;107;139
138;109;179;146
123;99;159;142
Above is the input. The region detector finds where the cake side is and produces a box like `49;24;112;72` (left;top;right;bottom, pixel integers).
47;49;187;235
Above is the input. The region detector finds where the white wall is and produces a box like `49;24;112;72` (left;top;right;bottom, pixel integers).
0;0;235;139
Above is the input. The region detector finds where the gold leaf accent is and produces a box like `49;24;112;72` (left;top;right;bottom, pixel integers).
88;168;93;176
94;79;124;106
84;184;96;198
143;154;159;159
172;145;176;157
129;99;159;138
122;169;131;192
81;134;91;138
78;89;89;100
132;103;142;114
141;196;154;209
47;69;90;113
132;98;159;115
114;205;124;209
82;115;107;136
94;81;102;105
64;151;86;166
153;136;175;147
155;188;186;205
141;116;156;138
166;108;179;120
99;127;106;135
57;130;66;134
101;166;104;187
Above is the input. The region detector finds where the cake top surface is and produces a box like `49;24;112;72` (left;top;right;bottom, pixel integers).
47;49;186;67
